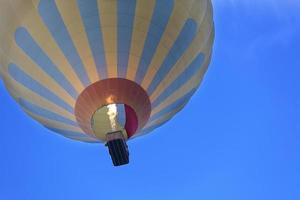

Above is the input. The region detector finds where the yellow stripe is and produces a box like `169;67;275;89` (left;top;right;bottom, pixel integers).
0;68;4;79
0;1;17;40
98;0;117;78
56;0;100;83
146;103;186;129
2;72;76;121
150;19;214;102
24;109;83;133
151;51;213;116
1;41;76;107
0;50;5;78
189;0;209;22
9;1;85;93
133;102;187;138
31;0;40;7
141;0;196;89
1;75;19;100
66;136;100;143
18;42;76;105
126;0;156;81
24;110;98;142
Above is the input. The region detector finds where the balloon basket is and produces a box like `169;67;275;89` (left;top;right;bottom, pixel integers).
105;131;129;166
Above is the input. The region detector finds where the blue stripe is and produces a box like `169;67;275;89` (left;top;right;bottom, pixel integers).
117;0;136;77
147;19;198;95
15;28;78;99
8;63;73;113
140;89;196;135
77;0;108;78
45;126;87;138
150;88;197;122
152;53;205;108
134;0;174;83
140;119;171;135
45;126;99;143
39;0;90;86
19;98;78;127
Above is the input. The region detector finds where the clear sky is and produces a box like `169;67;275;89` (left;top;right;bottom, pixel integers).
1;1;300;199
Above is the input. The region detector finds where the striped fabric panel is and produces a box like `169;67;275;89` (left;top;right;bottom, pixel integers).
98;0;118;78
19;98;78;127
117;0;136;78
0;50;4;79
141;50;213;135
55;0;101;83
149;6;214;102
77;0;108;79
4;69;76;121
38;0;91;87
134;0;174;83
138;94;191;136
143;89;197;136
151;53;205;109
146;18;198;95
45;126;99;142
0;67;3;80
15;27;78;99
1;0;214;142
8;63;74;114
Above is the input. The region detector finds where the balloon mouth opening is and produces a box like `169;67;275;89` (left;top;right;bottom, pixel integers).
91;103;138;140
74;78;151;141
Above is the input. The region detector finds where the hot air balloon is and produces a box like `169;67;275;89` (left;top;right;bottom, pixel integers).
0;0;214;166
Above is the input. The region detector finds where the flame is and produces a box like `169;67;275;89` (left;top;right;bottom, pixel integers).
107;104;118;131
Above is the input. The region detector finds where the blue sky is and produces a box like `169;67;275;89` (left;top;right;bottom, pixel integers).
1;1;300;199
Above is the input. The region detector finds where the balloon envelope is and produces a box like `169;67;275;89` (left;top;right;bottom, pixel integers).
0;0;214;142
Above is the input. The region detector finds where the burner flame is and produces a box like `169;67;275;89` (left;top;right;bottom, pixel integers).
107;104;118;131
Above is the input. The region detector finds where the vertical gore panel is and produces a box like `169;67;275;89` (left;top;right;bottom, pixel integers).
147;19;198;95
117;0;136;78
8;63;74;113
15;27;78;99
134;0;174;83
39;0;91;86
151;53;204;108
77;0;108;78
